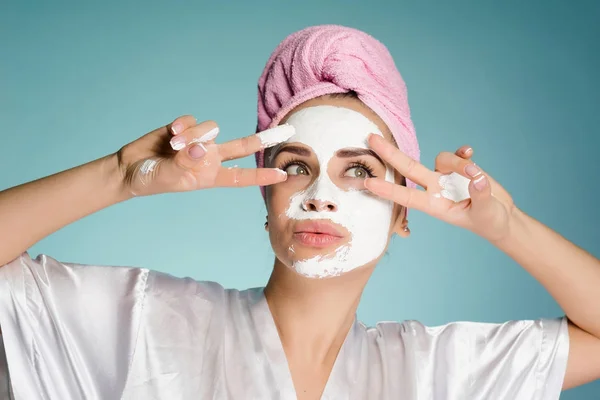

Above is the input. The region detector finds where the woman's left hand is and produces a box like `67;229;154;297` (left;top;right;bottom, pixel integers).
364;134;516;242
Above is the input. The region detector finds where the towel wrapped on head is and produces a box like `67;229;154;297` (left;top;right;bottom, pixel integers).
255;24;420;195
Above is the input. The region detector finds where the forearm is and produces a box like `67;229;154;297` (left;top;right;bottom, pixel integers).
0;153;130;266
494;208;600;338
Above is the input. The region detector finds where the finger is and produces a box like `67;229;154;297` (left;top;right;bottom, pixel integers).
169;115;198;136
470;169;512;206
214;167;288;187
157;143;211;187
435;152;496;204
469;174;492;198
456;146;473;159
169;120;220;151
218;124;296;162
174;141;220;172
435;151;481;178
435;152;509;199
364;178;433;213
368;133;435;188
467;174;498;221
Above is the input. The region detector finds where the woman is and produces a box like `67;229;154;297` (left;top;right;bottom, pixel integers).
0;25;599;399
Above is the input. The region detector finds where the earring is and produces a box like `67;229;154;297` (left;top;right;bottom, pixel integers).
403;226;409;232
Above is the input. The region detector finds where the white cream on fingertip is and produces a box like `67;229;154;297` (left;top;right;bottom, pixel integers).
257;124;296;148
196;127;220;143
171;127;220;152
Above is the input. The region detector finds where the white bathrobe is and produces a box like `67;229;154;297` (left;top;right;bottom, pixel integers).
0;253;569;399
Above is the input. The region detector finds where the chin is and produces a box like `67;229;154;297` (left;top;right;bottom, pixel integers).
285;246;356;279
287;239;348;259
271;234;385;279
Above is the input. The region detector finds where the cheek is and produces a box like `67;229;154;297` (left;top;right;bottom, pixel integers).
266;181;301;222
356;194;393;222
336;177;368;192
343;190;394;239
269;177;312;206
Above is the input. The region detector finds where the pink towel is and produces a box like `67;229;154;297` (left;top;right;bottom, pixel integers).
255;24;420;194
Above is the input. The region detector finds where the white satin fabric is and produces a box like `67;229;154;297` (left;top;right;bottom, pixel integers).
0;253;569;399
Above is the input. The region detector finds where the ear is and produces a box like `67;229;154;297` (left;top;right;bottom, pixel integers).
264;198;270;232
389;171;410;237
392;205;410;238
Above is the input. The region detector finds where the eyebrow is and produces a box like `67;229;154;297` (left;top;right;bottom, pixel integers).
274;145;312;157
336;148;385;167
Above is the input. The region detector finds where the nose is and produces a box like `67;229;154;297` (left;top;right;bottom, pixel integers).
302;199;338;212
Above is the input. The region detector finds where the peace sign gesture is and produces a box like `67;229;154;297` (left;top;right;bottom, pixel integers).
118;115;294;197
364;134;516;242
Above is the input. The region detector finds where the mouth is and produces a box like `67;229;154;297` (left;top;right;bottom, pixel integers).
293;220;345;248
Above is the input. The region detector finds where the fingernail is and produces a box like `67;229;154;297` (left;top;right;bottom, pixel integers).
257;124;296;148
473;175;487;191
465;163;481;177
275;168;288;179
171;122;183;135
369;133;383;142
170;136;187;151
188;144;206;159
463;147;473;154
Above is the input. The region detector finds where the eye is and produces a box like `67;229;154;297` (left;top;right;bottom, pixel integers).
344;167;368;178
344;163;375;179
285;163;309;176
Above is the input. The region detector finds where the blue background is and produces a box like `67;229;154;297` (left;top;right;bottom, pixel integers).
1;0;598;397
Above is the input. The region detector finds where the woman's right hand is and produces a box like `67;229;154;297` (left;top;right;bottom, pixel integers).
117;115;293;197
0;115;294;266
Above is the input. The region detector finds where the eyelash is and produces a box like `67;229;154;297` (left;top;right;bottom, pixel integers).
348;161;377;178
277;158;377;178
278;158;309;173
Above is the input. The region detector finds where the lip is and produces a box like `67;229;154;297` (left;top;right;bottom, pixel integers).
294;220;344;236
293;220;345;248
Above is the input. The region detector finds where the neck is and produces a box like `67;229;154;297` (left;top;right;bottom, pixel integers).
264;259;373;365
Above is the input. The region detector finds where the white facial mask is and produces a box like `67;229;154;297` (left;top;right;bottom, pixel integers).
279;105;395;278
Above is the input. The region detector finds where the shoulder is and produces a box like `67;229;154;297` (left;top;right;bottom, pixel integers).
366;317;566;338
0;252;149;300
0;252;255;315
147;269;259;306
358;318;568;397
144;269;264;328
360;317;568;360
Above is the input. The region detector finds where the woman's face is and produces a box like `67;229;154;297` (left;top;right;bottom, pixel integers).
265;96;406;279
